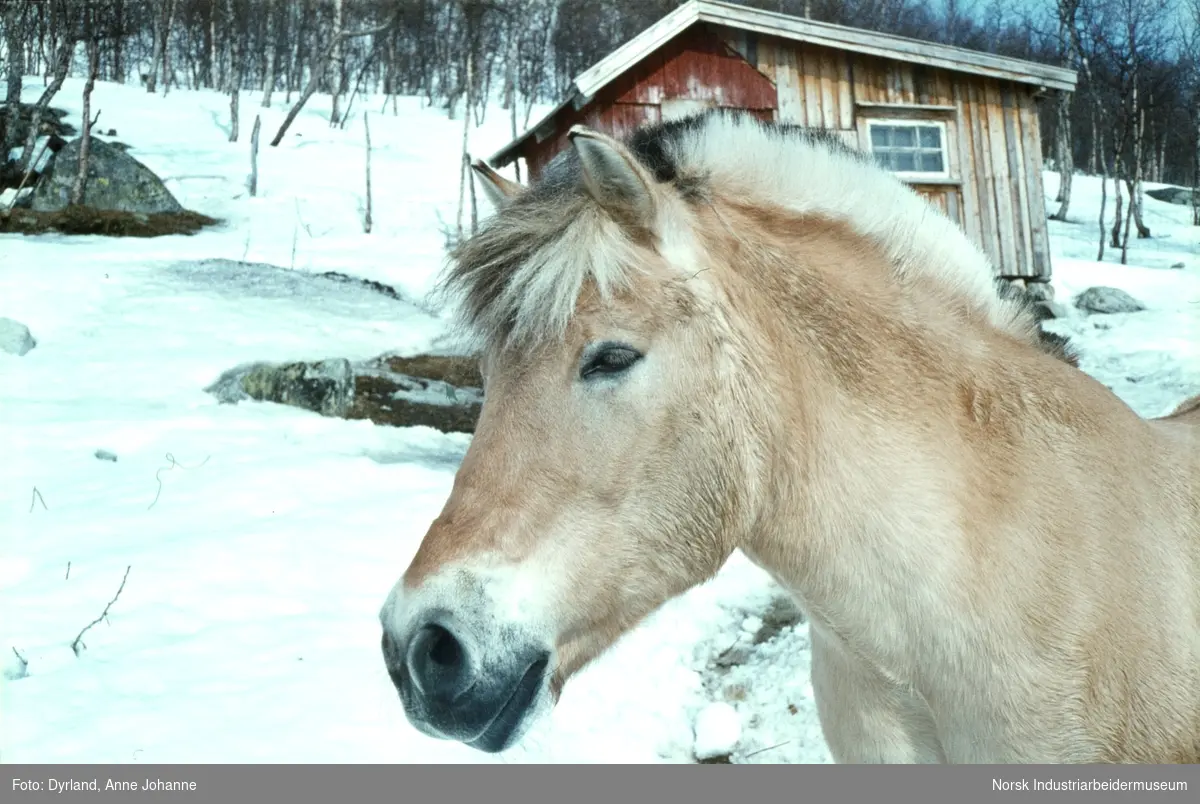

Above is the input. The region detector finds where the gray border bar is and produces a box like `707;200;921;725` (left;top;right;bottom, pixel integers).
5;764;1197;804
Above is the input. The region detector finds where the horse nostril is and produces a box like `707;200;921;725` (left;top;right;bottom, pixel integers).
426;625;462;667
407;623;473;701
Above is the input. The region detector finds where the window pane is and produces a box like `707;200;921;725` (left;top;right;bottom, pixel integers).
891;127;916;147
873;151;894;169
919;152;945;172
894;151;917;171
919;127;941;148
870;126;891;147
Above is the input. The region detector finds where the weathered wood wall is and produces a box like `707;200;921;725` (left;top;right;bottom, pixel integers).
720;27;1051;281
523;26;777;178
516;23;1053;281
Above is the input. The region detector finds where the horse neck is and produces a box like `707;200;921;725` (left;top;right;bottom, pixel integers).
709;213;1062;657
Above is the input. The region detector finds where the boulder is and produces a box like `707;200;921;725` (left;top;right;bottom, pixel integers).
30;137;183;215
1073;286;1145;315
205;353;483;434
0;317;36;356
0;104;76;145
205;359;355;417
1145;186;1198;207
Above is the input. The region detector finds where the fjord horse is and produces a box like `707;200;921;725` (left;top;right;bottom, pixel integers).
381;111;1200;763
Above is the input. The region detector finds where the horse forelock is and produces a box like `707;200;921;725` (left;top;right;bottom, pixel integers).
439;109;1048;357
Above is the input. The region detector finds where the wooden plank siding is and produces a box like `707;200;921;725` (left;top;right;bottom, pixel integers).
516;21;1054;281
729;31;1050;278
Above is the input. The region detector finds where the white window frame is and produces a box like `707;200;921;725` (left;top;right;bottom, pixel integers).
865;119;951;181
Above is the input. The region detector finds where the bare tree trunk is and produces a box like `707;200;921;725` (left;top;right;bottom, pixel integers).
456;47;474;240
249;114;260;196
1050;90;1073;220
4;1;24;152
17;35;74;175
1110;165;1123;249
329;0;345;127
112;0;125;82
160;0;176;96
70;38;99;207
227;0;239;142
1088;108;1098;175
230;85;240;142
1193;113;1199;226
206;3;216;88
363;111;372;234
1126;108;1149;243
270;16;395;147
261;0;277;108
506;13;520;183
147;3;164;93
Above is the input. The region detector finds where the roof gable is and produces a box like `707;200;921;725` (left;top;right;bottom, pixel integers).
490;0;1077;166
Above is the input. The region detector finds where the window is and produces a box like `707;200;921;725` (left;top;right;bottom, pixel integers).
867;121;949;178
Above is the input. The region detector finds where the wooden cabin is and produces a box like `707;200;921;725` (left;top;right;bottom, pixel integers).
486;0;1077;287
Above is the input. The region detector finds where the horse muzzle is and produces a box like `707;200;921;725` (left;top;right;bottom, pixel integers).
381;616;552;753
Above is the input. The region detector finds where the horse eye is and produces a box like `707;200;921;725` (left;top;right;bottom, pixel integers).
580;344;643;380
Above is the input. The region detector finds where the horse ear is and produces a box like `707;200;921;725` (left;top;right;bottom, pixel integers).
470;158;526;209
567;125;656;226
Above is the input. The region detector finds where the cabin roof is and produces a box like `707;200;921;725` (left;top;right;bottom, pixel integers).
489;0;1077;167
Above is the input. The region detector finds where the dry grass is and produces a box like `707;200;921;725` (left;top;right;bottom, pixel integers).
0;205;220;237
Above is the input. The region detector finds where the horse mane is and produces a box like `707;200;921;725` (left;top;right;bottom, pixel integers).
441;109;1065;363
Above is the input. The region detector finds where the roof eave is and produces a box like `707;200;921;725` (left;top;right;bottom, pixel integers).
485;0;1078;167
695;1;1078;92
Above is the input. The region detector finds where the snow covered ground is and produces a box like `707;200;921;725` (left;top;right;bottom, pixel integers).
2;79;1197;765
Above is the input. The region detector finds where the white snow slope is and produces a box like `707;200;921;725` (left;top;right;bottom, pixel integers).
2;79;1197;764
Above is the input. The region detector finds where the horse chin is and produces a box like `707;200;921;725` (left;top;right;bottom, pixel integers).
463;655;553;753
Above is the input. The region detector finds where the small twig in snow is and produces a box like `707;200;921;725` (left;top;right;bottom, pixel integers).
8;646;29;681
743;740;791;759
70;565;132;657
29;487;47;512
290;222;299;270
65;561;71;580
293;198;313;237
148;452;210;511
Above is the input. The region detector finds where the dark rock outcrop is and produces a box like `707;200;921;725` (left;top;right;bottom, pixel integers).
30;137;184;214
1145;186;1198;207
205;353;483;433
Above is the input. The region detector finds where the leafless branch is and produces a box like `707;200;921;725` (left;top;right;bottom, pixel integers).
70;565;132;657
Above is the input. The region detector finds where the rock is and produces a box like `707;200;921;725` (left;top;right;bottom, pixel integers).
94;449;118;462
374;354;482;388
0;317;36;356
1073;286;1145;315
348;354;482;433
1145;186;1199;207
30;137;184;215
1022;281;1055;303
205;353;483;433
206;359;354;417
0;103;76;145
1169;262;1185;270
